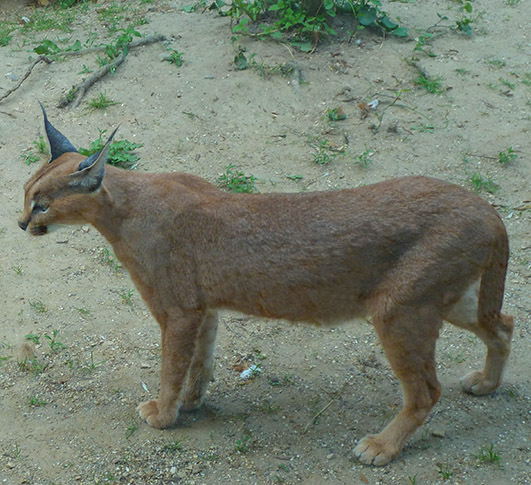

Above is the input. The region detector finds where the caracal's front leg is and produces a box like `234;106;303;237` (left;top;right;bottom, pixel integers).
138;308;204;429
181;310;219;411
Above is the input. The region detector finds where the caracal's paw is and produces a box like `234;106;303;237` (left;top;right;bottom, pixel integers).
137;399;176;429
354;434;399;466
460;370;500;395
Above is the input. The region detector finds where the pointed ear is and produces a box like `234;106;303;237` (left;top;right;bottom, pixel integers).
39;101;78;163
69;127;118;192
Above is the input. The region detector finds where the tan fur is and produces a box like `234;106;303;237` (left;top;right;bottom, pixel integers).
19;120;514;466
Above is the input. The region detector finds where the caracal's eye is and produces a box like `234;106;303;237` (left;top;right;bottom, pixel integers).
32;203;49;214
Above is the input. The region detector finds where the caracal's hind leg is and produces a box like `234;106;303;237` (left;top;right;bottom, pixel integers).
445;279;514;395
354;307;442;466
138;308;204;429
181;310;219;411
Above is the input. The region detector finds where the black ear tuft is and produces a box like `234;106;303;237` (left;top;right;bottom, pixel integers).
39;101;78;163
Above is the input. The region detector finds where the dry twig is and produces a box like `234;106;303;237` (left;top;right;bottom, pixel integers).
0;55;52;103
57;34;167;109
303;400;334;433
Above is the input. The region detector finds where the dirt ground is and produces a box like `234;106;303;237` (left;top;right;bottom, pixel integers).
0;0;530;483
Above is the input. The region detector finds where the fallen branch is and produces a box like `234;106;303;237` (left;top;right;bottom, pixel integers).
0;55;52;103
52;34;167;60
57;34;167;109
58;53;126;109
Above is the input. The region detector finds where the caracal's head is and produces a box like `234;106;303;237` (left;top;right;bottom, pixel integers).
19;104;117;236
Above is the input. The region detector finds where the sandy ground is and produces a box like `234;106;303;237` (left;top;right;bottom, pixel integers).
0;0;530;483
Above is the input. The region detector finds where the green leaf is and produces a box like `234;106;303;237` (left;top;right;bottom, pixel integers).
34;40;61;55
392;26;409;37
234;52;248;70
379;15;398;31
66;39;82;52
323;0;335;15
233;17;249;33
358;5;377;26
463;2;473;13
292;40;312;52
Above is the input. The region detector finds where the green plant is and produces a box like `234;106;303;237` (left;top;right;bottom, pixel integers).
310;137;340;165
327;107;346;121
286;174;303;181
269;373;294;386
233;48;294;77
414;73;443;94
234;435;250;453
29;300;48;314
355;149;373;167
119;289;134;305
77;307;90;316
125;420;138;439
469;173;499;194
0;23;15;46
34;39;82;56
59;0;90;7
499;78;516;90
33;136;49;155
29;395;47;407
163;49;184;67
103;27;142;60
411;123;435;133
444;350;465;363
228;0;407;48
78;64;94;75
498;147;518;165
13;266;24;275
45;330;67;353
488;58;506;69
313;149;332;165
476;443;501;465
21;151;40;165
87;92;118;112
98;3;129;34
106;140;143;169
18;357;46;376
85;351;106;371
218;164;258;193
163;440;183;453
10;443;21;459
454;0;474;35
21;8;76;33
413;33;436;58
25;334;40;345
79;131;143;169
182;0;208;12
99;247;121;272
437;462;452;480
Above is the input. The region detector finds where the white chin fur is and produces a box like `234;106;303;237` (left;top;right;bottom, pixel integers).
45;224;59;234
